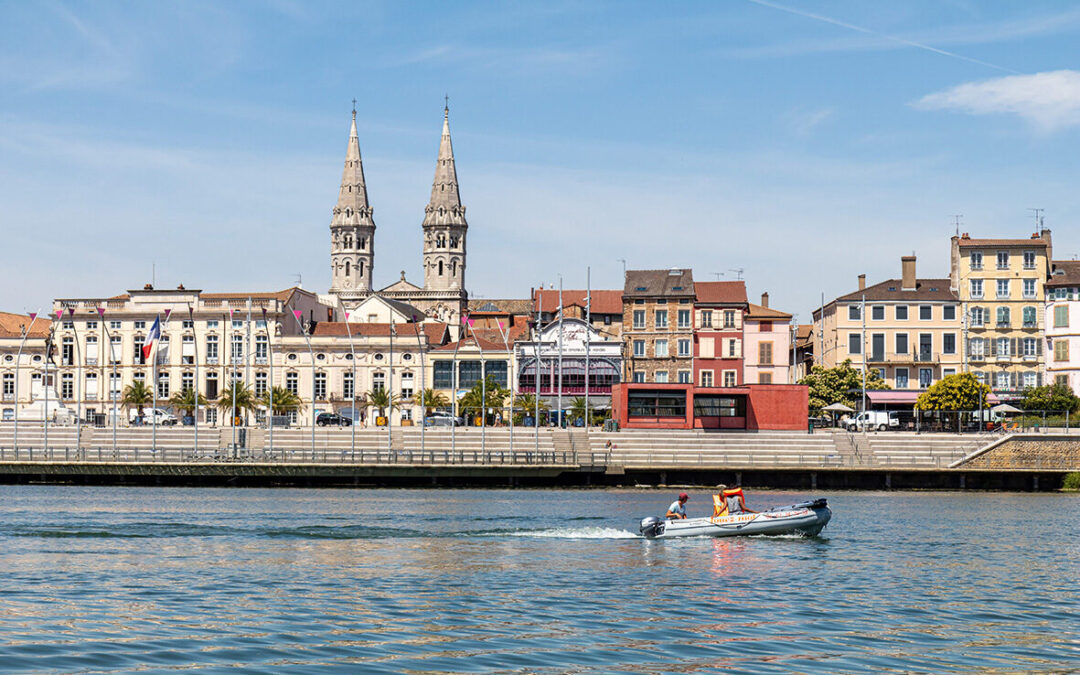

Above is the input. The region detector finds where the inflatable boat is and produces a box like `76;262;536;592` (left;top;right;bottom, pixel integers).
639;498;831;539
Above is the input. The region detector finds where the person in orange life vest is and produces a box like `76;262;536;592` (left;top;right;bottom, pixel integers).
712;485;752;517
666;492;689;519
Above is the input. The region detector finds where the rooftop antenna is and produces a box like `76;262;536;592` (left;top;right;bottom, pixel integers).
952;214;963;236
728;268;745;280
294;273;303;289
1029;208;1044;232
711;272;724;280
617;258;626;279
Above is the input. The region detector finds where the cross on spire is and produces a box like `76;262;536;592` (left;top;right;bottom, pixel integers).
352;98;357;117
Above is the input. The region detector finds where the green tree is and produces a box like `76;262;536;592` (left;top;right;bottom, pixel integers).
168;387;208;418
915;373;990;411
569;396;588;424
121;380;154;419
514;393;549;414
1020;382;1080;413
798;359;889;412
365;388;401;420
260;386;303;416
217;379;258;422
415;388;450;415
459;375;510;422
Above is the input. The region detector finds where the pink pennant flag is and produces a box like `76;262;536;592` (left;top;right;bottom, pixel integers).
96;308;104;318
498;321;504;329
467;318;475;327
29;312;38;322
344;312;350;320
293;310;302;321
164;308;172;320
55;310;64;320
66;308;75;317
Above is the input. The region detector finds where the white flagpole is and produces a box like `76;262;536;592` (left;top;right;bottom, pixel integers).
585;266;591;433
68;308;82;454
12;311;37;455
189;305;198;460
557;277;564;428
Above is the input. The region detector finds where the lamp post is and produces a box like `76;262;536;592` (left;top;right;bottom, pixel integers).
496;320;514;457
291;310;316;460
388;313;394;458
12;311;38;455
46;311;59;453
66;308;82;454
189;305;199;459
451;322;463;461
98;308;117;456
411;314;427;461
463;316;485;456
261;308;274;458
340;305;357;459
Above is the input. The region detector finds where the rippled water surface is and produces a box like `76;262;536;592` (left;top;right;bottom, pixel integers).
1;486;1077;673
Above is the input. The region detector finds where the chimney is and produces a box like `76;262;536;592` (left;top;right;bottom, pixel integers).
901;255;916;291
760;292;769;308
858;274;866;291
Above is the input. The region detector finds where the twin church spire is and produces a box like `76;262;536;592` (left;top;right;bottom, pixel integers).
329;103;468;300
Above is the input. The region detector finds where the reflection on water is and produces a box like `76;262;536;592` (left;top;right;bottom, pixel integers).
0;487;1077;673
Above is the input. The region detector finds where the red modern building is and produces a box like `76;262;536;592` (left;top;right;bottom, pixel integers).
693;281;749;388
611;382;808;431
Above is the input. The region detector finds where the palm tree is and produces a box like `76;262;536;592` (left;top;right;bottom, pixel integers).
365;388;401;424
169;387;208;420
459;375;510;425
217;379;258;425
415;388;450;416
260;386;303;416
122;380;154;422
514;393;550;425
570;396;588;425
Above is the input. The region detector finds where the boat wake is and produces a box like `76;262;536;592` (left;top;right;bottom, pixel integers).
503;526;640;539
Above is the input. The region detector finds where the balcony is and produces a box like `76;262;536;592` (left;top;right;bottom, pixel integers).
866;352;940;364
2;393;13;402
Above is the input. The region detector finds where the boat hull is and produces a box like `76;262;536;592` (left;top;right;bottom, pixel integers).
640;499;831;539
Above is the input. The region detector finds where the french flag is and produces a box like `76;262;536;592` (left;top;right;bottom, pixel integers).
142;316;161;361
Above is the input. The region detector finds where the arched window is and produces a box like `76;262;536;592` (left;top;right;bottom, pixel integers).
359;260;365;277
451;260;457;276
438;260;444;276
359;237;366;250
345;261;351;277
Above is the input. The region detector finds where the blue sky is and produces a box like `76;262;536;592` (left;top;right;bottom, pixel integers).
3;1;1080;323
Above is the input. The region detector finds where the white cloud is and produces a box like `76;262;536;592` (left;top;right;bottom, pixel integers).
914;70;1080;132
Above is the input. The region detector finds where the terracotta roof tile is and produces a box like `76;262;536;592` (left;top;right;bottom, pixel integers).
957;235;1048;248
836;278;957;303
0;312;50;338
694;281;747;304
533;289;623;314
311;322;448;345
1047;260;1080;287
746;303;793;320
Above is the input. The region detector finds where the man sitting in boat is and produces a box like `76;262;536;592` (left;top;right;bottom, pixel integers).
665;492;689;519
712;486;751;518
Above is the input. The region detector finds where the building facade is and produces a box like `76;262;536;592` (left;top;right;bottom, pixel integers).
1045;260;1080;392
692;281;747;388
813;257;963;390
622;269;696;385
951;231;1051;395
0;312;50;422
743;293;794;385
515;317;622;409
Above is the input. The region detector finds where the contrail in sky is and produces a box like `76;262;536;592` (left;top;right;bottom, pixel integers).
745;0;1020;74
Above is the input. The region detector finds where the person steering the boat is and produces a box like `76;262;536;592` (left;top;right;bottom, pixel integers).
666;493;689;519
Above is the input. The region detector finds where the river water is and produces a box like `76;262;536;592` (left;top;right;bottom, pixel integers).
0;486;1076;673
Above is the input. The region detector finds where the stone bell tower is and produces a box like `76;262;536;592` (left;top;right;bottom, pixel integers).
329;106;376;297
422;104;468;293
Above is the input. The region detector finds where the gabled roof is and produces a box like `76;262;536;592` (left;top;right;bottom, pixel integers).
311;322;448;345
534;289;623;314
432;335;509;352
836;278;957;303
379;277;424;293
0;312;50;339
201;287;301;302
956;232;1049;248
624;269;694;297
746;303;792;320
1047;261;1080;287
694;281;747;305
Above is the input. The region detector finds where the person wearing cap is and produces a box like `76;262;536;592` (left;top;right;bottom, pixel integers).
666;492;689;520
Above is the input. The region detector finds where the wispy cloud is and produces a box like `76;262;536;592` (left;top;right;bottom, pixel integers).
741;0;1018;73
781;106;834;136
914;70;1080;133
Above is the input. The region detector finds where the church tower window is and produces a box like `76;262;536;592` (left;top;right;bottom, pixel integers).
438;261;444;276
344;261;351;277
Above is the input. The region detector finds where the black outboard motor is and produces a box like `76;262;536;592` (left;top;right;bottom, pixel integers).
639;516;665;538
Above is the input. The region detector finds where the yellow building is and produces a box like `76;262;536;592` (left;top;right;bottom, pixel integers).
813;256;963;390
950;230;1051;394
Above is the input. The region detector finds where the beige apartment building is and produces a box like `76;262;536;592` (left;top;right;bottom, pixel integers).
622;269;696;384
950;230;1051;394
813;256;963;390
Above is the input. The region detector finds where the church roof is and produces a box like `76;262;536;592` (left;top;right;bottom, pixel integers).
332;110;375;228
422;106;467;228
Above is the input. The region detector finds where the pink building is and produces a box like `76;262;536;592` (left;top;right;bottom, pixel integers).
1046;261;1080;393
742;293;793;384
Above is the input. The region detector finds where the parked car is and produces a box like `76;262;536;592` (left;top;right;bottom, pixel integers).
845;411;899;432
424;411;462;427
128;408;178;426
316;412;352;427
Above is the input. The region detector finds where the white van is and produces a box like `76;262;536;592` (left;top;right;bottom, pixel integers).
846;411;899;432
128;408;178;426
